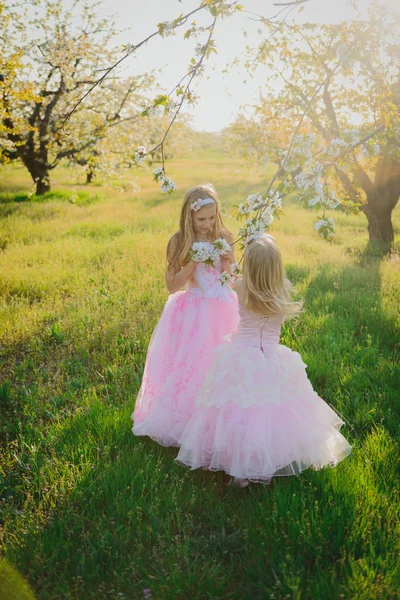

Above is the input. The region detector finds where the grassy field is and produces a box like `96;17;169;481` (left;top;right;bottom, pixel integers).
0;153;399;600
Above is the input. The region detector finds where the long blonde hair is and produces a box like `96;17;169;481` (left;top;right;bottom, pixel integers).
242;234;302;317
167;183;232;269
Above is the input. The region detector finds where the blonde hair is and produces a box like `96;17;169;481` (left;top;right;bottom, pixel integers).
167;183;232;269
242;235;302;317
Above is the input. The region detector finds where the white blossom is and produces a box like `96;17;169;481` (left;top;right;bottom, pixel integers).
230;262;241;276
260;213;274;228
190;239;233;266
247;193;264;210
337;43;351;64
158;21;176;37
267;190;282;210
322;191;341;209
219;271;233;286
327;138;347;158
164;99;177;114
314;217;335;239
123;43;136;54
344;129;360;145
161;177;176;194
195;43;205;57
153;167;165;182
213;238;231;255
294;172;311;193
133;145;146;164
237;202;252;216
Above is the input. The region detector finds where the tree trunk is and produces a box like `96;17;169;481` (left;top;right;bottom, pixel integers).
22;153;51;195
363;199;395;242
86;169;95;184
35;176;51;195
362;158;400;243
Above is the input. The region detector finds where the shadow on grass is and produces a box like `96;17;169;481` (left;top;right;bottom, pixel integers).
289;257;399;443
0;190;102;206
2;243;400;599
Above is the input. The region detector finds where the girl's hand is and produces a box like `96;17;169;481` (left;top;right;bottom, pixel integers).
221;249;234;264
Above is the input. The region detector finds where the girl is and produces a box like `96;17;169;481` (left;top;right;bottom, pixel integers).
175;234;352;486
132;184;239;446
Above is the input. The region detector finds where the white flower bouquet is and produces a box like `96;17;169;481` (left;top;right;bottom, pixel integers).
189;238;231;267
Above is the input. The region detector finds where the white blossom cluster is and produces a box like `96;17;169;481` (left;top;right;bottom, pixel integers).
362;142;380;157
230;262;241;276
343;129;360;145
327;138;348;158
161;177;176;194
189;238;231;266
282;134;317;173
195;43;205;57
293;161;341;213
213;238;231;254
238;216;274;245
158;21;176;37
153;167;164;179
236;190;282;246
153;167;177;194
323;191;341;209
337;43;351;64
371;144;380;156
314;217;335;239
164;99;178;114
219;271;233;286
237;193;263;215
133;145;146;164
218;260;242;287
123;43;136;55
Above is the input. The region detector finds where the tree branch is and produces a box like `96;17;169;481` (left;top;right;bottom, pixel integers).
333;164;361;201
62;2;225;124
322;79;341;136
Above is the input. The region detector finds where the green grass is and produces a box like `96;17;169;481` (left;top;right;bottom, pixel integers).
0;155;399;600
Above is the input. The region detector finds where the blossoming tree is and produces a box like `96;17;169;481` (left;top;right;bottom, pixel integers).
225;2;400;243
0;0;155;194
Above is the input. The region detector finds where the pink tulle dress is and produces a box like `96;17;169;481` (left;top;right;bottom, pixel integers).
132;241;239;447
174;303;352;482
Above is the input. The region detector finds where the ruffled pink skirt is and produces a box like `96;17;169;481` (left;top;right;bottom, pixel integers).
174;342;352;481
132;290;239;446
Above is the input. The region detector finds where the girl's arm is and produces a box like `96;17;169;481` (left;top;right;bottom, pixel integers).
233;277;244;303
220;232;236;273
165;235;197;294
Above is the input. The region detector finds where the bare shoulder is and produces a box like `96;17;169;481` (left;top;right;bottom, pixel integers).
233;277;243;293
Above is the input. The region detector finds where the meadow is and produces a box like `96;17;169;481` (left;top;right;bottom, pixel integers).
0;152;399;600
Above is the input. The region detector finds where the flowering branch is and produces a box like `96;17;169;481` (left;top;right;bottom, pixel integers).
62;3;217;124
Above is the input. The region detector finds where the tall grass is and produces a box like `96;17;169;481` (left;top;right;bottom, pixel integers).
0;155;399;599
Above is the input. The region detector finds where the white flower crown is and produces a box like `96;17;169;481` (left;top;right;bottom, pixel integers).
191;197;216;211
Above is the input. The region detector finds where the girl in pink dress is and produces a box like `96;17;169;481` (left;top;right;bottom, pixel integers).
175;234;352;486
132;184;239;446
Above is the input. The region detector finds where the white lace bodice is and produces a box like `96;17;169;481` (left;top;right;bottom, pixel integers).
187;241;235;302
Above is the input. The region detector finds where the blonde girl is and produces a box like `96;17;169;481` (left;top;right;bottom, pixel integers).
175;234;351;486
132;184;239;446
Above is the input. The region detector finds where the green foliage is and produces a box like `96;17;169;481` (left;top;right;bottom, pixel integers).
0;153;399;599
0;189;103;205
0;559;36;600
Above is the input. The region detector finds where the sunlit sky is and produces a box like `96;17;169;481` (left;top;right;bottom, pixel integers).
95;0;391;131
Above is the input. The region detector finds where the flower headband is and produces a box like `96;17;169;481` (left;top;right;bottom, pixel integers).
191;197;215;211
